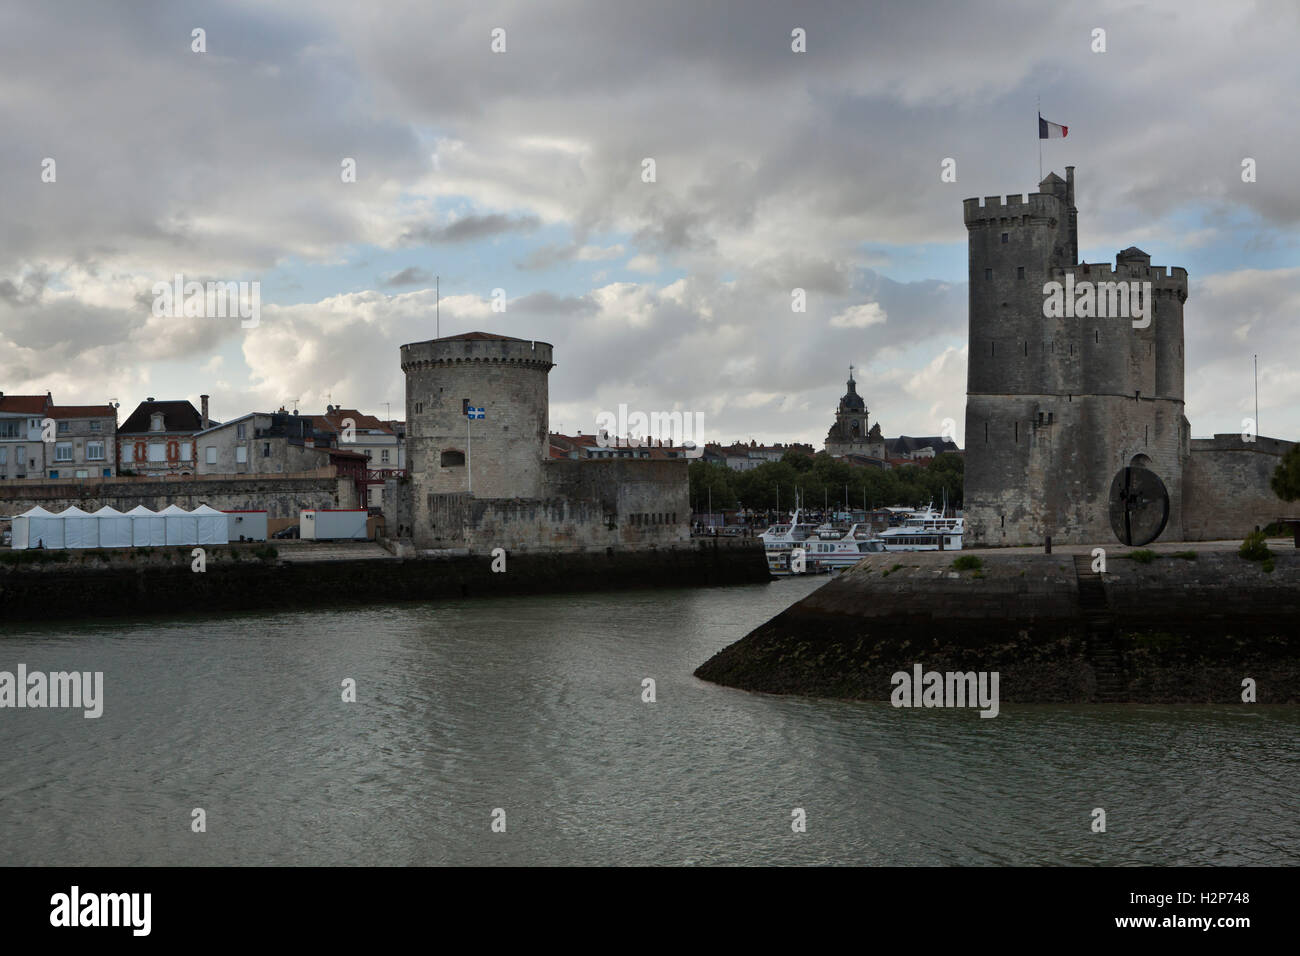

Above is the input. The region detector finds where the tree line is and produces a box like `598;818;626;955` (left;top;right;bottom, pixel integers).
689;450;964;514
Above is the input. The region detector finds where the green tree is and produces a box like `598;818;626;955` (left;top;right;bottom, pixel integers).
1271;443;1300;502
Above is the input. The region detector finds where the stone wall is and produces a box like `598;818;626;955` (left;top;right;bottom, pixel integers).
0;474;353;519
0;536;768;622
696;549;1300;703
388;456;689;553
1183;434;1295;540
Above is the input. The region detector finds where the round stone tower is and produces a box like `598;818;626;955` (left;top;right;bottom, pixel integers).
400;332;554;510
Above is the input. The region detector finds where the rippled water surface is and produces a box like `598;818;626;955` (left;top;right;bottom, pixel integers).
2;578;1296;865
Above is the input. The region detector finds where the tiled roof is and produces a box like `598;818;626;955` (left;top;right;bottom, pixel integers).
313;410;393;433
0;393;52;414
120;400;204;434
48;405;117;418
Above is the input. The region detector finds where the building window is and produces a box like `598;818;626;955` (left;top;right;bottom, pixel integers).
236;446;248;464
440;449;465;467
49;470;59;479
57;420;70;434
1017;266;1025;280
415;402;423;414
263;442;272;457
1001;233;1008;243
984;422;988;443
984;268;992;280
381;449;390;463
87;441;104;460
181;441;193;460
55;442;73;462
90;421;101;431
0;421;21;439
1014;422;1019;442
103;468;111;477
75;469;88;478
462;399;470;415
148;442;165;462
206;446;216;464
150;413;164;432
16;445;25;468
236;423;246;439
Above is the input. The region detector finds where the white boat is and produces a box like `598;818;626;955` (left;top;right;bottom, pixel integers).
759;508;819;552
801;524;888;569
878;502;964;551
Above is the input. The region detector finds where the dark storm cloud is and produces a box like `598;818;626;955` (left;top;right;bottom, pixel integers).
399;215;541;245
380;266;433;287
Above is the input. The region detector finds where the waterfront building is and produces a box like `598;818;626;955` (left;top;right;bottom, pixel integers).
117;397;211;476
0;391;53;480
47;404;119;479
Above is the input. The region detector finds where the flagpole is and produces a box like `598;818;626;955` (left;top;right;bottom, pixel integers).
1037;102;1043;181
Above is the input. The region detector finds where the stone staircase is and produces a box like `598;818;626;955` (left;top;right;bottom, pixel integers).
1072;554;1126;702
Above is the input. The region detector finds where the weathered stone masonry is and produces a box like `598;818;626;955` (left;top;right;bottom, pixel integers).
963;168;1292;546
392;332;689;553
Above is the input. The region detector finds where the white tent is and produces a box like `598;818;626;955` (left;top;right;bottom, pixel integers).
93;506;133;548
192;504;230;545
126;505;167;547
10;506;64;550
59;506;100;549
160;504;199;546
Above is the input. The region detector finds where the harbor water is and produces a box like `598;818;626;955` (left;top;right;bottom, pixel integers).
1;578;1296;865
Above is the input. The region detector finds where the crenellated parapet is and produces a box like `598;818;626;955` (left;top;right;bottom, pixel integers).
963;191;1065;227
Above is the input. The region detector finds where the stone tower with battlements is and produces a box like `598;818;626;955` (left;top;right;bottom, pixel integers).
962;168;1190;545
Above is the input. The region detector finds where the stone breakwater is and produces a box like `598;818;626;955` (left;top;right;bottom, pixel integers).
0;538;768;623
695;550;1300;704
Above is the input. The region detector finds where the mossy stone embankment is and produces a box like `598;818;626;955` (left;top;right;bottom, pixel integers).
695;550;1300;704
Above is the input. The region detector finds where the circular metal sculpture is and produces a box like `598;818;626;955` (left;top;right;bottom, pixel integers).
1108;466;1170;546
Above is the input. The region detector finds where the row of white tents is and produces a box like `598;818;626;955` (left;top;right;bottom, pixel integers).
11;505;230;549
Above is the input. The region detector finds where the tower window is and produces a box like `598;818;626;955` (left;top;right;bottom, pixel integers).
1001;233;1009;243
984;268;992;280
1014;421;1019;442
1017;266;1025;280
991;342;995;356
1023;341;1028;356
984;422;989;443
440;449;465;467
1095;329;1099;343
1145;426;1149;446
1001;515;1005;528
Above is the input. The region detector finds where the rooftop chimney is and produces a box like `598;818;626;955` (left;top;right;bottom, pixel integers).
200;394;210;429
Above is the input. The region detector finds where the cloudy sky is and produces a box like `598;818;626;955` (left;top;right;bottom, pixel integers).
2;0;1297;446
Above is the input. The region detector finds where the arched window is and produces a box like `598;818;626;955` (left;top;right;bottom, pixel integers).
440;449;465;467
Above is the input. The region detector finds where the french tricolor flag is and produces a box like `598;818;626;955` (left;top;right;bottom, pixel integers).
1038;113;1068;139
